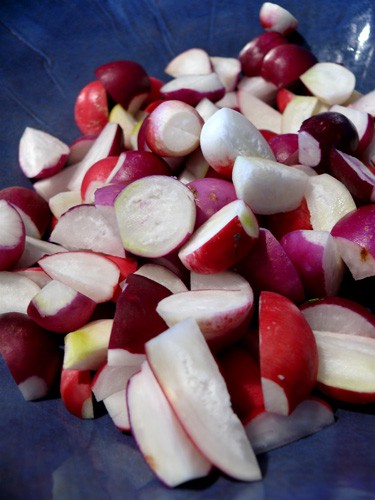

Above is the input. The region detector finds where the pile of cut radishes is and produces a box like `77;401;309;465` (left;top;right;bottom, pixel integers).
1;1;375;488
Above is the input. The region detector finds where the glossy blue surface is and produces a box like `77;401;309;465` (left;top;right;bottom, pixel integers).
1;1;375;498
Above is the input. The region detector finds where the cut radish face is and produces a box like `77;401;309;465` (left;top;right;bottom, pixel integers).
190;269;251;293
165;48;212;77
281;96;322;134
160;73;225;107
60;368;94;419
49;204;125;258
259;291;318;415
103;389;130;431
134;263;188;293
232;156;308;215
145;318;262;482
238;92;282;134
91;362;139;402
200;107;275;178
19;127;69;179
145;100;203;157
0;272;40;314
245;397;334;455
210;56;241;92
0;312;61;401
38;251;120;303
27;279;96;333
108;104;137;150
178;199;259;274
329;105;374;153
49;191;82;219
300;62;356;105
16;236;68;269
114;175;196;258
0;200;25;271
259;2;298;35
127;360;212;487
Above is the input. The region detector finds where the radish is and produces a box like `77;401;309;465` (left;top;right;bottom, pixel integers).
178;147;210;184
259;2;298;35
27;279;97;333
0;312;61;401
195;98;220;122
19;127;70;179
178;199;259;274
329;104;373;153
164;48;212;77
16;236;68;270
281;96;323;134
74;80;109;136
95;60;151;113
0;200;26;270
267;133;298;165
237;75;278;105
114;175;196;258
0;272;40;314
91;362;139;402
60;368;94;419
106;150;171;184
13;267;52;288
239;31;289;77
134;263;188;293
80;156;119;203
108;104;137;150
49;191;82;219
127;360;212;487
210;56;241;92
238;92;282;134
67;135;96;165
160;73;225;107
145;317;262;482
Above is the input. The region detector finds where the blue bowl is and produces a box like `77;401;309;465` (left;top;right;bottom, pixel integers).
1;1;375;498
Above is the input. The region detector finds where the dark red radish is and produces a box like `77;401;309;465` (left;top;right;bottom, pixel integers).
67;135;96;165
38;251;120;303
63;319;113;371
114;175;196;258
145;317;262;482
232;156;308;215
187;177;237;228
330;104;373;153
298;112;359;169
0;312;61;401
236;228;305;304
331;204;375;280
178;200;259;274
60;368;94;419
0;200;25;270
300;62;356;106
200;107;275;179
280;229;345;298
259;2;298;35
0;272;40;314
127;360;212;487
80;156;119;203
313;330;375;404
145;100;203;157
160;73;225;107
261;44;318;89
259;291;318;415
141;76;165;108
268;133;298;164
165;48;212;77
239;31;289;77
108;274;171;365
300;296;375;338
95;60;150;113
19;127;69;179
74;80;109;136
246;397;334;455
0;186;51;239
27;279;97;333
49;204;125;258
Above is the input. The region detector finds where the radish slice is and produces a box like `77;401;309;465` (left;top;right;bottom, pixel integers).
114;176;196;258
259;2;298;35
0;272;40;314
165;48;212;77
0;200;26;270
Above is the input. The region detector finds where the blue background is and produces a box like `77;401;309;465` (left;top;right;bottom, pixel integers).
1;1;375;498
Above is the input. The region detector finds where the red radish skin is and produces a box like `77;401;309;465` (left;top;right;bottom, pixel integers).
80;156;119;203
160;73;225;107
0;312;61;401
329;104;374;153
60;368;94;419
276;87;295;113
259;291;318;415
239;31;289;77
268;133;299;164
264;197;313;240
74;80;109;136
0;200;26;270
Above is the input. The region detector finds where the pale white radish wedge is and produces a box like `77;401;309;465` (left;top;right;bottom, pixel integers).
145;100;203;157
16;236;68;269
0;200;25;270
156;286;254;350
33;162;82;202
127;360;212;487
19;127;69;179
27;279;97;333
237;75;278;104
313;330;375;404
160;73;225;107
259;291;318;415
331;204;375;280
238;92;282;134
49;191;82;219
195;98;219;122
215;91;239;110
103;389;129;431
349;89;375;116
259;2;298;35
13;267;52;288
165;48;212;77
232;156;308;215
0;312;61;401
109;103;137;150
178;147;210;184
114;176;196;258
63;319;113;370
67;135;96;165
134;263;188;293
0;271;40;314
200;107;275;178
60;368;94;419
38;251;120;303
246;397;334;455
50;204;125;258
300;62;356;106
281;96;322;134
67;122;123;192
91;363;140;402
190;269;251;293
178;199;259;274
210;56;241;91
300;296;375;338
145;318;262;482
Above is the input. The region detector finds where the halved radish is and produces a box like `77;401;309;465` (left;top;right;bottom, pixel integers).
74;80;109;136
165;48;212;77
0;200;25;271
0;272;40;314
160;73;225;107
134;263;188;293
259;2;298;35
